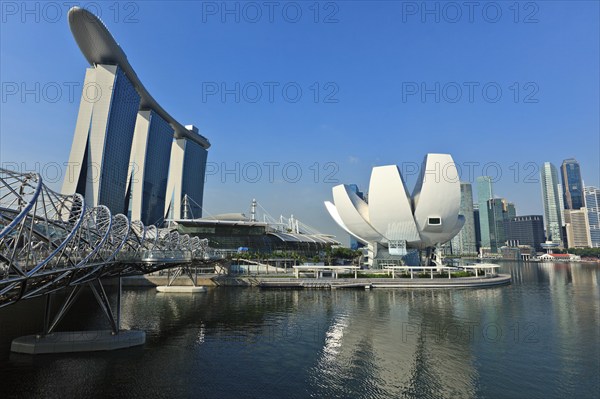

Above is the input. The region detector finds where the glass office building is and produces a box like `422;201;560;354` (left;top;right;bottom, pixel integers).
473;205;481;250
584;186;600;247
485;198;518;252
563;209;592;248
451;182;477;255
540;162;564;246
476;176;494;249
487;198;506;252
347;184;366;250
561;158;584;210
504;215;545;252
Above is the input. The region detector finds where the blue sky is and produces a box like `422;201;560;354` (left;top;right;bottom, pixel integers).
1;1;599;243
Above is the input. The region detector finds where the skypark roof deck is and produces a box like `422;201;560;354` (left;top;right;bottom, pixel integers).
68;7;210;149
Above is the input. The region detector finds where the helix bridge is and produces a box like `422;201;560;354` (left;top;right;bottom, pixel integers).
0;168;214;342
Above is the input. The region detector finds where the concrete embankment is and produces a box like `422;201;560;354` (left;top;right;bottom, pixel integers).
116;274;511;289
257;274;512;289
119;275;262;287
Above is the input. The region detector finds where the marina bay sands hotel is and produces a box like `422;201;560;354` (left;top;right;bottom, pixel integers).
62;7;210;226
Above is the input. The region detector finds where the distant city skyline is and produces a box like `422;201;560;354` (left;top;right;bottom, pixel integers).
345;154;597;252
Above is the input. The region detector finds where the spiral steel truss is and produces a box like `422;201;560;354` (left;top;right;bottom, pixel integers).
0;168;206;308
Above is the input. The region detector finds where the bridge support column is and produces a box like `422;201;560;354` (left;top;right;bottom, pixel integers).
11;278;145;354
117;276;122;330
156;264;207;293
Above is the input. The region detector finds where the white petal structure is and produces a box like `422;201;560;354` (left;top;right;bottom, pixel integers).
331;185;383;243
368;165;421;245
325;154;464;251
412;154;464;247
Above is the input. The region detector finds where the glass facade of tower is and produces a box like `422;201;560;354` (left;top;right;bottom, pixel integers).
66;64;141;215
181;139;208;219
504;201;516;219
561;158;584;210
584;186;600;247
540;162;564;246
473;205;481;250
484;198;518;252
141;111;174;225
504;215;545;251
63;14;212;226
97;67;141;214
487;198;506;252
451;182;477;254
476;176;493;249
347;184;366;250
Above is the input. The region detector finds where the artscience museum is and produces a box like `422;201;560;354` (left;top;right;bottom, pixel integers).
325;154;465;268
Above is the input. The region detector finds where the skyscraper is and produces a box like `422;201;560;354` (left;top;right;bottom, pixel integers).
557;183;566;225
473;204;481;250
540;162;564;246
63;64;141;215
504;215;545;252
64;7;211;224
584;186;600;247
451;182;477;255
487;198;513;252
347;184;366;250
563;209;592;248
164;128;209;220
503;200;516;219
126;110;174;225
561;158;584;210
476;176;494;249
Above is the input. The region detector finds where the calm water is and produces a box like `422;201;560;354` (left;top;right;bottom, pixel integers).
0;261;598;399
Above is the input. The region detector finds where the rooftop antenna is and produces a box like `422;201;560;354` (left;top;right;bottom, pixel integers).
182;194;189;220
251;198;257;222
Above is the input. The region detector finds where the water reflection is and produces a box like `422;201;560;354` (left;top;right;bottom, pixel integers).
0;261;598;398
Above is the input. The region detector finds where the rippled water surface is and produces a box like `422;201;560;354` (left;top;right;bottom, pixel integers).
0;261;599;398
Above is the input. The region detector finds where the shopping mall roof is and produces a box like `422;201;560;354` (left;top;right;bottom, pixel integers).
268;231;340;245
